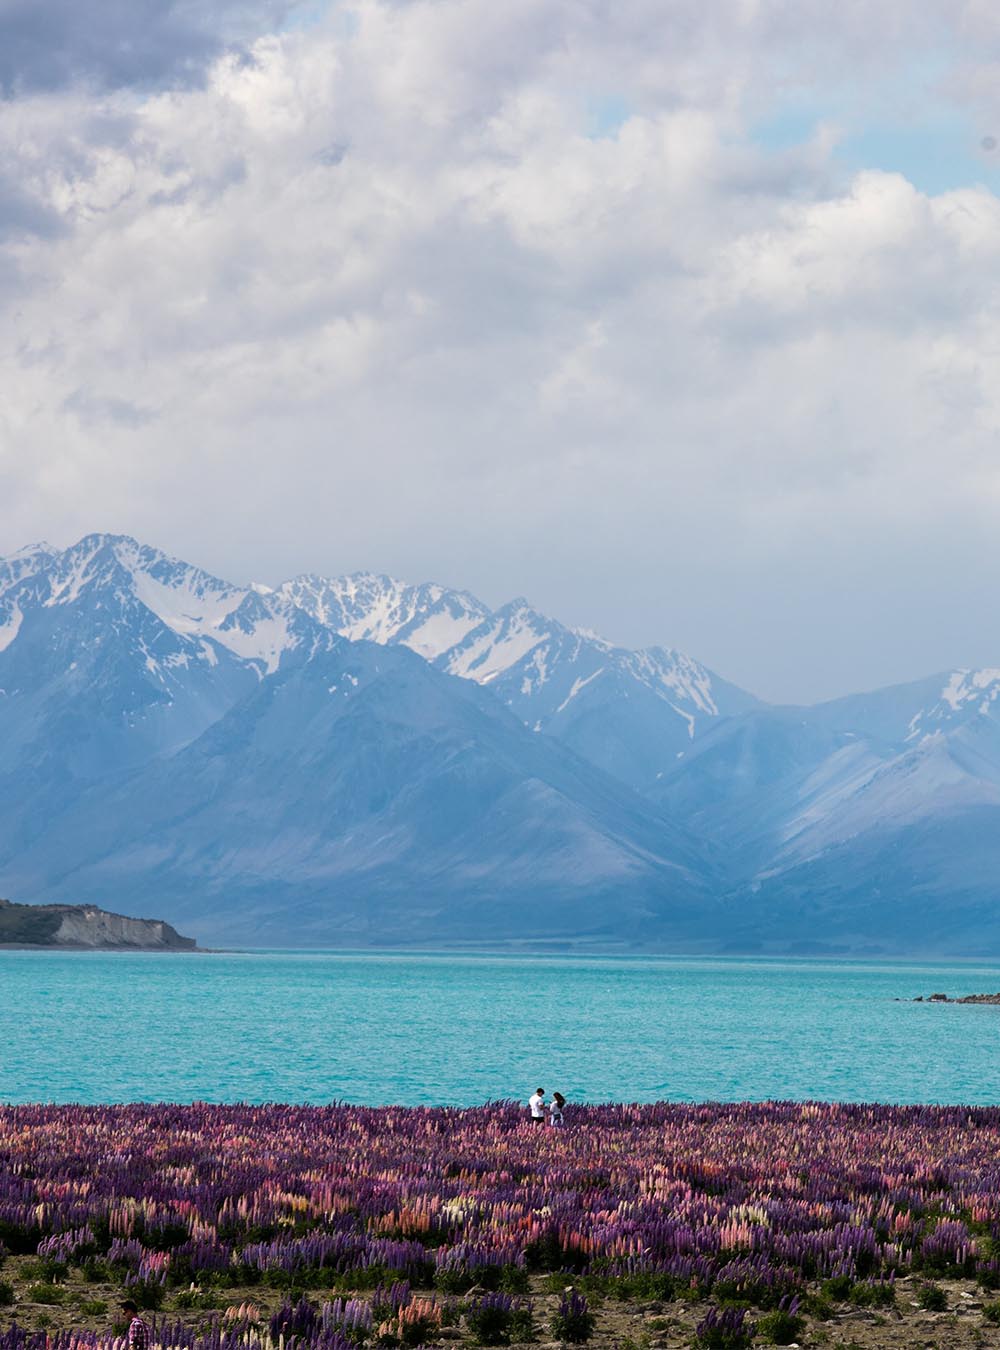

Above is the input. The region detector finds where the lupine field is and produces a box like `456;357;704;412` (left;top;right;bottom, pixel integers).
3;1102;1000;1350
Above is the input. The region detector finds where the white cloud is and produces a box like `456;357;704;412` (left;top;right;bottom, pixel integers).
1;0;1000;701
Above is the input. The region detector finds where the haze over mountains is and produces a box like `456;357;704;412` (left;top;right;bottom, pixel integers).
1;533;997;953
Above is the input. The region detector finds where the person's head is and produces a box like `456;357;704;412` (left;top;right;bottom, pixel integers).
553;1092;565;1106
120;1300;139;1317
536;1087;544;1095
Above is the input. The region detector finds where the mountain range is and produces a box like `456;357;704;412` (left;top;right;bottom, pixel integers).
1;533;997;953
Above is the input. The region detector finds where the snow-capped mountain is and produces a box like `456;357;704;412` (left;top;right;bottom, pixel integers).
0;534;713;946
4;532;1000;954
280;574;760;790
2;533;319;676
279;573;490;660
444;603;759;789
653;669;1000;952
12;637;712;946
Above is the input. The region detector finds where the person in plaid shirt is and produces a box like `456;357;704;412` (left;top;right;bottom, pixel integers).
120;1299;150;1350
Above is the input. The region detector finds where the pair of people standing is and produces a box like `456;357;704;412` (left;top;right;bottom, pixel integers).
528;1087;565;1126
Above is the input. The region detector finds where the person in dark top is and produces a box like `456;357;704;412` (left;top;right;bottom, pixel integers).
121;1299;149;1350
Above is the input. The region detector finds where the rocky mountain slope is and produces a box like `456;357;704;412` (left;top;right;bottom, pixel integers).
0;535;712;946
279;575;758;791
3;533;1000;952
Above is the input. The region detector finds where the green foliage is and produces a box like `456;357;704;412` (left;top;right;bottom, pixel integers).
174;1288;222;1309
500;1265;530;1294
550;1293;594;1344
692;1309;755;1350
801;1293;834;1321
27;1283;64;1305
0;1221;42;1255
19;1257;66;1283
756;1308;804;1345
81;1259;112;1282
820;1276;852;1301
510;1309;535;1342
983;1301;1000;1324
0;1280;14;1307
466;1302;516;1344
79;1299;109;1316
144;1221;190;1252
128;1279;165;1310
434;1268;477;1293
847;1280;895;1308
0;900;62;945
611;1273;675;1302
916;1282;948;1311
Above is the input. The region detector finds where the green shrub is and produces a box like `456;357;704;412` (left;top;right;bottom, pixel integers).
24;1258;67;1283
550;1292;594;1344
434;1269;476;1294
0;1280;14;1307
510;1308;535;1342
500;1265;530;1295
820;1276;852;1302
848;1281;895;1308
28;1283;64;1305
917;1283;947;1311
983;1301;1000;1324
127;1279;165;1310
0;1221;42;1255
610;1273;675;1302
801;1294;834;1321
174;1288;221;1310
145;1221;190;1252
466;1298;516;1345
462;1295;533;1343
692;1306;755;1350
81;1259;112;1282
756;1307;804;1345
79;1300;108;1316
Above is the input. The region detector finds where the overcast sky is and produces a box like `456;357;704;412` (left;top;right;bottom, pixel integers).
2;0;1000;703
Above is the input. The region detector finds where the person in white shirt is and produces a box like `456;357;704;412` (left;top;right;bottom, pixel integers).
529;1088;546;1124
549;1091;565;1126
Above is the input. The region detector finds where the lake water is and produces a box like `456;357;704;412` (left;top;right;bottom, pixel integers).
3;949;1000;1106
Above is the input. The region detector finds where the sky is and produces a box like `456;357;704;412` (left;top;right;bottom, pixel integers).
1;1;1000;705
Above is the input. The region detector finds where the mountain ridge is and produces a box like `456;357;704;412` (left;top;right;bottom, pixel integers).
2;532;999;953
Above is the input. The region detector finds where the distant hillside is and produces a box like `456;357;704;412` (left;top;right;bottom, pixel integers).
0;898;197;950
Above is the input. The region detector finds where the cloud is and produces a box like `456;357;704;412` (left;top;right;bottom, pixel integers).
0;0;1000;701
0;0;303;96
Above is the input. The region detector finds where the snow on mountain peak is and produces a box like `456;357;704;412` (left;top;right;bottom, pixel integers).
0;541;57;600
0;536;763;794
904;668;1000;741
1;535;311;676
441;599;550;684
940;668;1000;713
278;571;490;660
633;647;720;719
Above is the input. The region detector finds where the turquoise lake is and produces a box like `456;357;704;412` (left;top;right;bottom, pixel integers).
3;949;1000;1105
